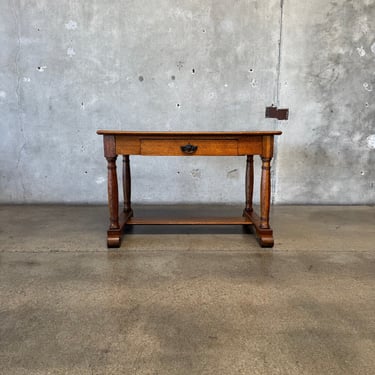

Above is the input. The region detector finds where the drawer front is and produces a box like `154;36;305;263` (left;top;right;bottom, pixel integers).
238;136;263;155
140;139;239;156
116;136;141;154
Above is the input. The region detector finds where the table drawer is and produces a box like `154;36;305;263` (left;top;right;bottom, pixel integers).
140;139;239;156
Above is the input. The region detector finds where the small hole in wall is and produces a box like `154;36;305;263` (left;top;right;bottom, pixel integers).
249;68;254;73
85;171;88;174
138;75;144;82
365;102;369;108
171;75;176;80
202;29;206;33
360;171;365;176
192;68;196;74
81;102;84;106
37;67;41;70
176;103;181;108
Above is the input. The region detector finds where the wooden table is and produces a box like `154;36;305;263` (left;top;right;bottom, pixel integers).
97;131;282;248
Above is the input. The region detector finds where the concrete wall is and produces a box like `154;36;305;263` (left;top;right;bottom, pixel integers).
276;0;375;204
1;0;374;204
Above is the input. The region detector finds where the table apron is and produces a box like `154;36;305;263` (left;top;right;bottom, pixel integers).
115;135;263;156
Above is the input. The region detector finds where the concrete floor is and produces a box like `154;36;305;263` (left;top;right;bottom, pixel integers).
0;205;374;375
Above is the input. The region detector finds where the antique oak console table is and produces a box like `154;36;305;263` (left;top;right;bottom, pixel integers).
97;131;282;248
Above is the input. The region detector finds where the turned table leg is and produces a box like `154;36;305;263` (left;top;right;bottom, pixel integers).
123;155;132;213
106;156;119;230
104;135;121;247
243;136;275;247
245;155;254;213
260;156;271;229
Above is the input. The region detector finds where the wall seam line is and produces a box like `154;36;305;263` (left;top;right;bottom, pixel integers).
272;0;285;205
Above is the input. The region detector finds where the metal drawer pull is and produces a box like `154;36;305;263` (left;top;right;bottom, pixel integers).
180;144;198;154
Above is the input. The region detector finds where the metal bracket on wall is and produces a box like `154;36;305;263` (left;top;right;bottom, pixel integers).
265;106;289;120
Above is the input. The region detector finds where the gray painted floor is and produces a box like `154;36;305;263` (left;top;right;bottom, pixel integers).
0;205;374;374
